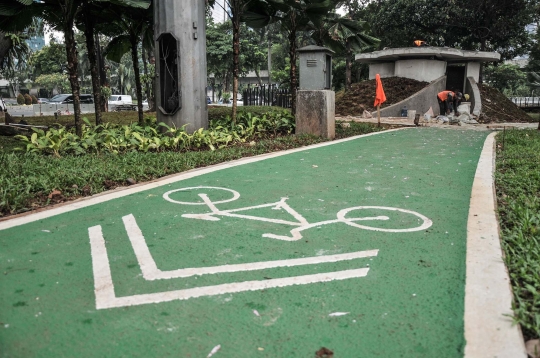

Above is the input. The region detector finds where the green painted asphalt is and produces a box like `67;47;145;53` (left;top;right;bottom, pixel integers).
1;128;489;357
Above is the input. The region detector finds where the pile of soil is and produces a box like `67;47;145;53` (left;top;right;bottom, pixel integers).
478;84;533;123
335;77;429;116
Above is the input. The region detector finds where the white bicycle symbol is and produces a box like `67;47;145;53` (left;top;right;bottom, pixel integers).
163;186;433;241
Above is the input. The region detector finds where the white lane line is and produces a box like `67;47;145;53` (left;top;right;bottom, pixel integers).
464;132;526;357
96;268;371;309
122;215;160;280
88;226;117;307
90;216;375;309
121;214;378;280
0;129;404;231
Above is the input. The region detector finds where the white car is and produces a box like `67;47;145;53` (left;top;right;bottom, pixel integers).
108;95;133;105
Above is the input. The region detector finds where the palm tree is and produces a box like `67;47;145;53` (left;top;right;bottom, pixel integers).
245;0;340;114
102;2;152;124
76;0;149;125
0;0;87;135
310;13;379;91
0;0;33;70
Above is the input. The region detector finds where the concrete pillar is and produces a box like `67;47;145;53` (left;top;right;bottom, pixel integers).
296;90;335;139
466;62;481;83
154;0;208;132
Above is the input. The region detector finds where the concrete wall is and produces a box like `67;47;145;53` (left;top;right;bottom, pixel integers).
394;60;446;83
6;104;148;117
372;75;447;117
465;76;481;116
7;104;95;117
466;62;481;83
368;63;395;79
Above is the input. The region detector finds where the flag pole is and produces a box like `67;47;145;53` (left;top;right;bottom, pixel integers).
377;105;381;127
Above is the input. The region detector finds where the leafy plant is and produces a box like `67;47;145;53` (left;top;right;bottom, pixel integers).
16;93;24;105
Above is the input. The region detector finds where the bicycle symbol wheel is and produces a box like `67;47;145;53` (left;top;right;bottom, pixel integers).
336;206;432;233
163;186;240;205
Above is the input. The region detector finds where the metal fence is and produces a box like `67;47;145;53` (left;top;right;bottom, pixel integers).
242;85;291;108
510;97;540;108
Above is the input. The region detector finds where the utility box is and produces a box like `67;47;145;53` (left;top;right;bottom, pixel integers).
296;45;335;139
298;45;334;90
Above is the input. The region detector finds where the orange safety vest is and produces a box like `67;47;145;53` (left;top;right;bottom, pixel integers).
437;90;454;101
414;40;425;47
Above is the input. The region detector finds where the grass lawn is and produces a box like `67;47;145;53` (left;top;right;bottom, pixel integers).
495;129;540;341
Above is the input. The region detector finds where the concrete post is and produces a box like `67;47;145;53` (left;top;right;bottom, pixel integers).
296;90;335;139
296;46;335;139
154;0;208;132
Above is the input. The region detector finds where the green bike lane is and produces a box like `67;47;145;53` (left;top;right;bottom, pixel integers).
1;128;489;357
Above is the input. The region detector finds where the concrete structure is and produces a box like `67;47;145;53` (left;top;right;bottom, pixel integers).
0;79;14;98
154;0;208;132
466;76;482;116
357;47;500;116
372;75;447;117
296;90;335;139
296;46;335;139
357;47;500;92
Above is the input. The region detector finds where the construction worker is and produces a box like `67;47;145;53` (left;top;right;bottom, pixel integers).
414;40;429;47
453;90;464;115
437;90;455;115
437;90;463;116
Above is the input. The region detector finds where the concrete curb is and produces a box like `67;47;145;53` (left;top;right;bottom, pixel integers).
464;132;526;357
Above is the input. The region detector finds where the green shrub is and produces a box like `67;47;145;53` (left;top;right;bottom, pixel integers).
24;94;32;105
15;110;296;156
31;95;38;104
16;93;24;105
208;106;291;122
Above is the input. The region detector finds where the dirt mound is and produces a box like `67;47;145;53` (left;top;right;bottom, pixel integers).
478;84;533;123
336;77;429;116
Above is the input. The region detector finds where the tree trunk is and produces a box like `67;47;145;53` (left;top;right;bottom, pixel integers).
130;36;144;124
142;46;150;109
64;23;82;136
96;34;108;112
288;13;298;115
82;0;102;126
231;5;241;123
345;40;352;92
149;55;156;112
255;68;263;86
0;32;12;67
267;30;272;86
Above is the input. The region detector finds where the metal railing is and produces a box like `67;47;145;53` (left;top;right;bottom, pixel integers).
510;97;540;108
242;85;291;108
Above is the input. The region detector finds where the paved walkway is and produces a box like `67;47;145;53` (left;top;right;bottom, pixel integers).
0;128;524;357
338;115;539;131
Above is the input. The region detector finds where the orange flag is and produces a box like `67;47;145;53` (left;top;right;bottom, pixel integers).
374;74;387;107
